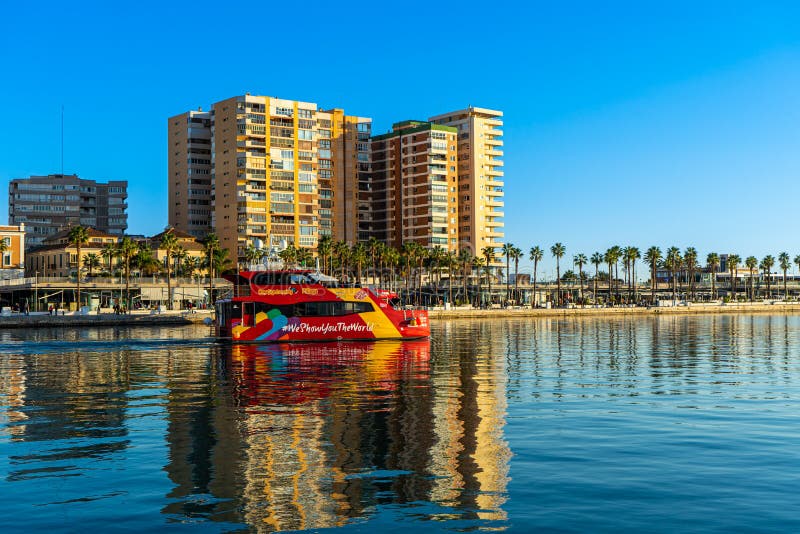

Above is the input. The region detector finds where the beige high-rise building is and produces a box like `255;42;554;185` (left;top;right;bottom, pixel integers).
169;95;370;264
369;121;460;252
429;107;504;258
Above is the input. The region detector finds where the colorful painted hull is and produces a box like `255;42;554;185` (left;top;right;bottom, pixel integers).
215;286;429;343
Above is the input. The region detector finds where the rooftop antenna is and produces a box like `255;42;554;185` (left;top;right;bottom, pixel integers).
61;104;64;176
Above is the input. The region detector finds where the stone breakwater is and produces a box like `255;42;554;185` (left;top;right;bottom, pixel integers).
428;302;800;320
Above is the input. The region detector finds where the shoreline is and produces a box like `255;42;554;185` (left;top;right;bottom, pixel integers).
428;302;800;319
2;302;800;329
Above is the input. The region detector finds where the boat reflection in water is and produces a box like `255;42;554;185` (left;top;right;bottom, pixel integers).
199;339;509;532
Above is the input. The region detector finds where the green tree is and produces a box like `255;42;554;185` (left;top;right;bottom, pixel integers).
762;255;775;299
745;256;758;301
779;252;790;299
201;233;221;305
458;248;473;306
706;252;720;300
117;237;138;311
550;243;566;306
473;256;485;307
68;225;90;308
684;247;698;301
644;246;662;303
626;246;641;302
502;242;515;303
591;252;604;304
530;246;543;308
511;246;523;305
574;253;588;306
664;247;682;302
317;235;333;274
83;253;101;278
728;254;741;301
159;229;181;310
482;246;497;307
101;243;117;274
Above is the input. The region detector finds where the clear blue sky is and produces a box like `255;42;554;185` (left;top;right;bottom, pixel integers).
2;1;800;276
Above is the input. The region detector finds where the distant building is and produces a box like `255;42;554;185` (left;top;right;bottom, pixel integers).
0;224;26;280
8;174;128;248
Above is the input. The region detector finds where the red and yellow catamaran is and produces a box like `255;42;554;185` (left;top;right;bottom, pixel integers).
215;270;430;343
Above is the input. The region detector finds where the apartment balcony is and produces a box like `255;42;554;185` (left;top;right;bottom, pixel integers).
487;128;503;136
485;117;503;126
485;167;504;177
486;229;505;238
271;224;295;235
485;219;504;227
485;178;504;188
485;137;503;146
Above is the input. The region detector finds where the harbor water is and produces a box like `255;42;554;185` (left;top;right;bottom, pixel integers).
2;315;800;532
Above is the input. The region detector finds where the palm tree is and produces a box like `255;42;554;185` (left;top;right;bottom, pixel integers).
550;243;566;306
644;246;662;304
244;242;262;269
351;243;368;285
664;247;682;302
762;255;775;299
706;252;720;300
626;246;641;303
530;246;543;308
201;233;221;305
745;256;758;301
334;241;350;282
604;248;615;303
574;253;587;306
590;252;603;305
473;256;485;307
608;245;622;300
502;242;515;304
117;237;138;311
68;225;90;309
482;246;497;307
317;235;333;274
0;239;8;268
511;246;522;305
83;253;101;278
458;248;472;306
728;254;741;301
779;252;790;300
134;244;161;276
159;230;181;310
684;247;698;301
101;243;117;274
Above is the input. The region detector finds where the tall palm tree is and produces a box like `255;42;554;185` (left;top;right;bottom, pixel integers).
117;237;138;311
101;243;117;274
0;239;8;268
201;233;221;305
351;243;368;285
511;246;523;305
458;248;472;306
604;248;615;303
502;242;515;304
159;230;181;310
83;253;101;278
530;246;543;308
608;245;622;300
68;225;90;309
728;254;741;301
745;256;758;301
574;253;587;306
550;243;566;306
644;246;662;304
706;252;720;300
481;246;497;307
684;247;698;301
473;256;485;307
664;247;682;302
779;252;790;300
762;255;775;299
244;242;262;268
317;235;333;274
626;246;641;303
334;241;350;282
590;252;603;305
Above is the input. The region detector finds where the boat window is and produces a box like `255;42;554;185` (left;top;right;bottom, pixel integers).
244;300;374;318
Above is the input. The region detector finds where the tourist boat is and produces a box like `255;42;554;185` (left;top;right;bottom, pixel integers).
214;270;430;342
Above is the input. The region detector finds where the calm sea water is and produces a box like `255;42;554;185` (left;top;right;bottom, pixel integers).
2;315;800;532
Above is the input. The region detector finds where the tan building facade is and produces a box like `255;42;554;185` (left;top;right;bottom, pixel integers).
429;107;504;258
370;121;460;251
169;94;371;264
0;224;25;270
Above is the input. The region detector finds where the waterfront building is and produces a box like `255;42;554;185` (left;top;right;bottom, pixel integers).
429;107;504;259
8;174;128;248
0;224;26;280
369;121;460;251
169;94;371;264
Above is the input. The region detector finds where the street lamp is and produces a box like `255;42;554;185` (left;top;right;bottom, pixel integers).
34;271;38;313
